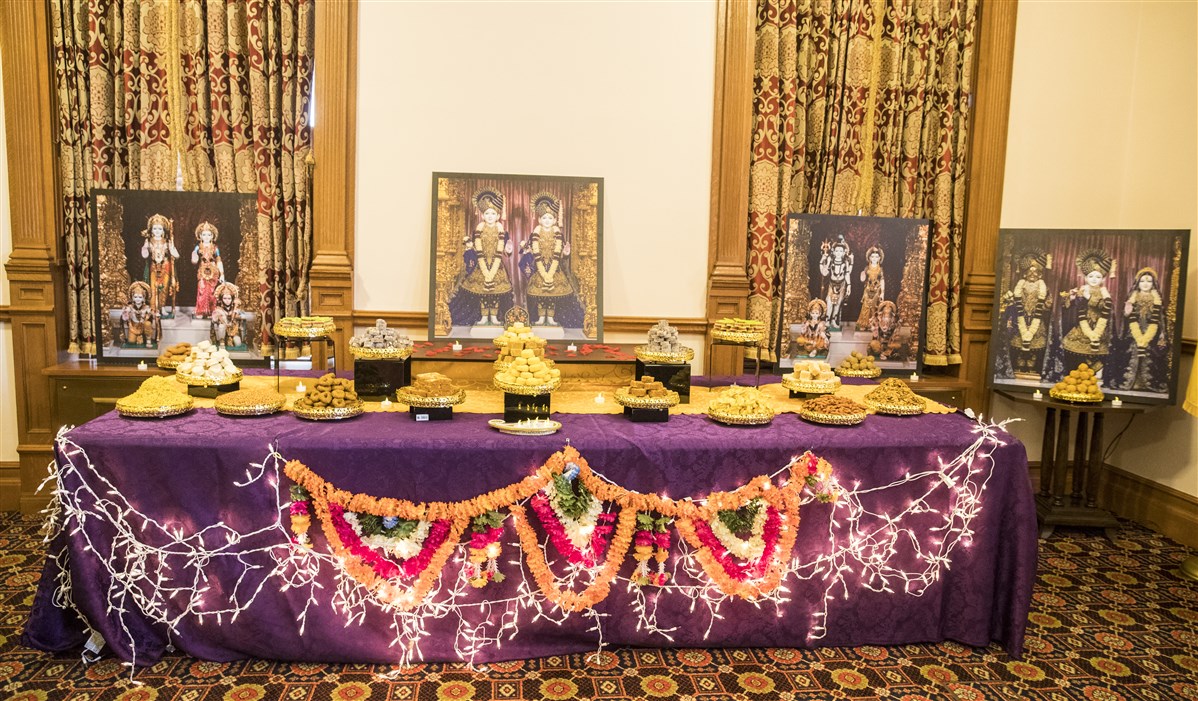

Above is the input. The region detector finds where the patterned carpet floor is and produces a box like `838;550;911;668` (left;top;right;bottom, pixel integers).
0;512;1195;701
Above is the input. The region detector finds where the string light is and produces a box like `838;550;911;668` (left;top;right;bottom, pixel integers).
42;417;1012;679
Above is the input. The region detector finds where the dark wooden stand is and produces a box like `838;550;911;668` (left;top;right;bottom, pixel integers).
996;390;1151;541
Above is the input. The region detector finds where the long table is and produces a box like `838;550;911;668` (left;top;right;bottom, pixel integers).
24;400;1037;666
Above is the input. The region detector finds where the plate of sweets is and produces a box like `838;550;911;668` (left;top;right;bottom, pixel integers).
156;342;192;369
614;375;680;410
493;325;561;395
863;378;926;416
1049;363;1104;403
711;317;765;344
799;394;868;426
349;318;413;360
835;351;882;378
634;320;695;364
275;315;336;340
492;322;547;352
292;373;364;420
783;359;841;395
215;388;286;417
116;376;194;418
174;341;243;387
396;372;466;408
707;386;775;426
488;418;562;436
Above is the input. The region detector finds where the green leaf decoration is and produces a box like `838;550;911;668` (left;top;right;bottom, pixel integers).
289;484;310;502
716;499;762;536
636;513;656;530
356;512;383;536
471;510;507;533
552;473;594;521
384;519;420;539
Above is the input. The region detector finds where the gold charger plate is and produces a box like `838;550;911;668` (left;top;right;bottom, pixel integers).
798;406;866;426
614;388;680;409
781;375;840;395
396;387;466;408
293;401;365;421
156;356;184;370
275;317;336;339
176;369;244;387
707;408;775;426
214;394;286;417
1049;388;1105;403
863;398;926;416
488;418;562;436
493;376;561;396
349;346;412;360
116;398;194;419
633;346;695;364
836;367;882;378
711;329;765;344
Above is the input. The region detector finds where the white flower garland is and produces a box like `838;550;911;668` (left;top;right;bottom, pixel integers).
342;512;431;561
707;500;768;561
546;483;602;553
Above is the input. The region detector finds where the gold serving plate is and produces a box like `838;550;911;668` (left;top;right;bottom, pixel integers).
115;397;194;419
1049;388;1105;404
781;374;839;395
488;418;562;436
214;395;286;417
156;356;183;370
349;346;412;360
614;388;680;410
836;367;882;378
493;376;561;396
711;329;765;344
292;400;365;421
707;408;775;426
395;387;466;408
799;406;866;426
275;316;336;339
175;369;244;387
633;345;695;364
863;398;926;416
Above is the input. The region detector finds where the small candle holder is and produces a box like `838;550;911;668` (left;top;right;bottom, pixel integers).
567;343;578;352
909;373;919;382
1032;390;1043;400
594;392;605;405
137;361;148;371
295;381;307;394
452;342;463;352
380;398;393;410
1111;397;1122;407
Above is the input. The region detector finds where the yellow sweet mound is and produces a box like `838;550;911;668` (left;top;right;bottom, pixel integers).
1052;363;1102;396
624;375;670;398
837;350;878;372
708;386;774;417
117;376;191;411
407;372;459;398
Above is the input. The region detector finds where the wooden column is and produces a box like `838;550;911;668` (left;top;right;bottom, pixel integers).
1;1;63;513
960;0;1019;412
704;0;755;375
310;0;357;370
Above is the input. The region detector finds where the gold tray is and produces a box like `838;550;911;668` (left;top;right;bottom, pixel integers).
781;375;840;395
396;387;466;408
707;408;775;426
214;394;286;417
176;369;244;387
799;406;866;426
633;345;695;364
614;388;680;410
292;401;365;421
863;398;926;416
1049;388;1105;403
711;329;765;344
116;398;194;419
349;346;412;360
836;367;882;378
156;356;184;369
493;376;561;396
488;418;561;436
275;317;335;339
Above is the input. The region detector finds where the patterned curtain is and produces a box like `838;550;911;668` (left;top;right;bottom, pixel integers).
747;0;976;366
49;0;314;352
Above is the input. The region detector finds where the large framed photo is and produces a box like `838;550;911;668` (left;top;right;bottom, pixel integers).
91;189;262;363
989;229;1189;404
777;214;932;373
429;172;603;342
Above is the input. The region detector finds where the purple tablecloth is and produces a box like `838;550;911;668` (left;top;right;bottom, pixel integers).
24;405;1037;665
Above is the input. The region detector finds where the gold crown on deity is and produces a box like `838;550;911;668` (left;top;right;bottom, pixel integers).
806;298;827;315
128;280;151;299
1076;249;1114;277
214;281;239;301
472;188;505;215
1133;267;1158;286
194;220;220;241
1017;248;1048;274
532;192;561;220
142;213;172;238
865;246;884;263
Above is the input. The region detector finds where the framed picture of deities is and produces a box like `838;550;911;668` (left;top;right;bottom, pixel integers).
91;189;262;364
429;172;603;342
989;229;1189;404
777;213;932;373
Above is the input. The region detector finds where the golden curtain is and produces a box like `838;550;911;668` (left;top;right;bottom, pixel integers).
747;0;976;365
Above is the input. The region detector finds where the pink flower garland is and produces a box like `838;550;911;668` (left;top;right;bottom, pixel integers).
692;506;782;581
465;525;505;587
327;503;451;581
529;492;614;568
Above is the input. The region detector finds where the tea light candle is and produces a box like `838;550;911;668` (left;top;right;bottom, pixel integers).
137;361;148;371
568;343;578;352
452;341;463;352
1032;390;1043;400
380;398;392;410
1111;397;1122;407
909;373;919;382
295;381;307;393
594;392;605;404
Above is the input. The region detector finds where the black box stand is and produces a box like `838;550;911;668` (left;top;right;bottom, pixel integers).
355;357;412;401
504;392;551;423
633;360;691;404
624;406;669;423
409;406;453;422
187;380;240;399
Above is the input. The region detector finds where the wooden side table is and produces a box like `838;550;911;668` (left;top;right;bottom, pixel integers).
995;390;1153;540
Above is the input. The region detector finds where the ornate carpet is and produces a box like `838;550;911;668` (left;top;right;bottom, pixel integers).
1;513;1195;700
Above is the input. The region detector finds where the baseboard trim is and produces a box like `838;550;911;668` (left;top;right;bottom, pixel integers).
350;311;710;337
0;460;19;512
1029;462;1198;549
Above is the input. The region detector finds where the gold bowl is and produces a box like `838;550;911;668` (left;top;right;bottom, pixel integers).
707;408;775;426
798;406;866;426
614;388;680;410
1049;388;1105;404
711;329;765;345
175;369;244;387
836;367;882;378
292;401;365;421
156;356;183;370
116;397;194;419
493;376;561;396
863;398;926;416
214;394;286;417
781;374;840;395
349;346;412;360
633;346;695;364
395;387;466;408
275;316;336;339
